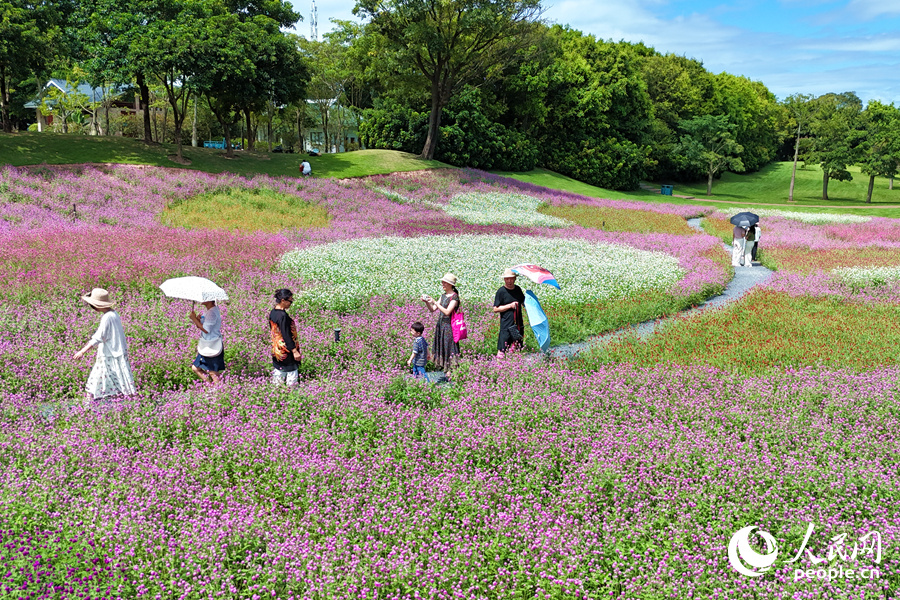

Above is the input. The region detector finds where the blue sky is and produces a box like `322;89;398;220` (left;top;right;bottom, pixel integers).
289;0;900;104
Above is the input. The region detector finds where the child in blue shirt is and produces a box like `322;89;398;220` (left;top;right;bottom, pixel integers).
407;321;429;381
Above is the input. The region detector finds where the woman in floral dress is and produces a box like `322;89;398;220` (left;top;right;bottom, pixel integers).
72;288;136;403
421;273;461;373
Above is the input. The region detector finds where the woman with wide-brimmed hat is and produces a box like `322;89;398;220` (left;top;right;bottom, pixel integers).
421;272;461;373
72;288;136;402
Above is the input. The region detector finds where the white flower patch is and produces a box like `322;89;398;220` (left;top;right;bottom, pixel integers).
444;192;571;228
281;234;683;308
833;266;900;288
723;208;870;225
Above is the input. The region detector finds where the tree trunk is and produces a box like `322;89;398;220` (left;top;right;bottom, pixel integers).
162;106;168;143
105;103;111;137
421;80;444;160
0;66;11;133
866;175;875;203
191;96;198;147
223;122;233;158
297;111;304;153
706;170;714;196
173;122;183;161
244;109;255;151
890;177;894;190
137;74;153;144
822;171;829;200
788;122;801;201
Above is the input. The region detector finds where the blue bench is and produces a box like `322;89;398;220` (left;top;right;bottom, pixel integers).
203;140;226;149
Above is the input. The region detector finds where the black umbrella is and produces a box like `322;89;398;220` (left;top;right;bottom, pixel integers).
730;212;759;226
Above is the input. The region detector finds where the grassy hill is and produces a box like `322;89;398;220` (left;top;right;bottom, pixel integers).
0;132;447;178
4;132;900;216
497;165;900;217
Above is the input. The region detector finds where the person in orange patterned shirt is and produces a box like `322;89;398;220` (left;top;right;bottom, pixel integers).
269;288;301;385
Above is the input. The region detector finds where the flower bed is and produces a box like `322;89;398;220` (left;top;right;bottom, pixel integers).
280;234;683;309
0;360;897;598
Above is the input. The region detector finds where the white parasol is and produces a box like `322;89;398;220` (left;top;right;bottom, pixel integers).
159;276;229;302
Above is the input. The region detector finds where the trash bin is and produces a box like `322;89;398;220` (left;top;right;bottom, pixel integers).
660;185;674;196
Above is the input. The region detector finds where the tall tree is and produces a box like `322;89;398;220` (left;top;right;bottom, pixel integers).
0;0;66;132
354;0;543;159
676;115;744;196
807;92;863;200
784;93;814;202
859;100;900;203
76;0;157;142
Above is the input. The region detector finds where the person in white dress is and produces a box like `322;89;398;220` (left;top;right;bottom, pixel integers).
72;288;136;403
732;221;749;267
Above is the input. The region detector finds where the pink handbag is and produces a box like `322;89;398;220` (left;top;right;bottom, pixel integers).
451;311;467;343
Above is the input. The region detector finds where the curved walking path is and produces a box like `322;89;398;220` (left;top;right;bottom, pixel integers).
545;217;774;359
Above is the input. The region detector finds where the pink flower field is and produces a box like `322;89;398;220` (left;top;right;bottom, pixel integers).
0;165;898;598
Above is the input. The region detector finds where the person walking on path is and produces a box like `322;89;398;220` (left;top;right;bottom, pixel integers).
189;300;225;385
421;273;460;373
269;288;301;386
747;224;761;264
493;268;526;358
72;288;136;404
407;321;429;381
732;221;749;267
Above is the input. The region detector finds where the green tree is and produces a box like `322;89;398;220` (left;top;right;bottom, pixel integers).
639;53;714;179
0;0;67;132
354;0;543;159
859;100;900;203
709;73;782;173
784;93;814;202
39;79;89;133
676;115;744;196
807;92;863;200
537;28;652;190
76;0;157;142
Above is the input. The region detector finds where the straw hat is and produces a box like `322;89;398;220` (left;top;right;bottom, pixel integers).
501;268;518;280
81;288;115;309
440;273;458;286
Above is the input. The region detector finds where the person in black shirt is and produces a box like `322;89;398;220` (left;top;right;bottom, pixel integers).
269;288;301;385
493;268;526;358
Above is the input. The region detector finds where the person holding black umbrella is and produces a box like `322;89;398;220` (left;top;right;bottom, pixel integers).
730;212;760;268
732;220;748;267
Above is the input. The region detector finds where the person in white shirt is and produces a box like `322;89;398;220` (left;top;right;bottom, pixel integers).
72;288;136;403
299;159;312;177
189;300;225;385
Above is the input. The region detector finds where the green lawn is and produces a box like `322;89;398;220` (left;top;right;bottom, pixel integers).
5;133;900;217
672;161;900;207
496;166;900;217
0;132;448;178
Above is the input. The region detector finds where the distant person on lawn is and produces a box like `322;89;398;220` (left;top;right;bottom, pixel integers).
732;221;749;267
72;288;136;405
493;268;525;358
269;288;301;386
299;159;312;177
421;273;460;374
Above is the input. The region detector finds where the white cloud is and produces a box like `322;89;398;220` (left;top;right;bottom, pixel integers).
845;0;900;20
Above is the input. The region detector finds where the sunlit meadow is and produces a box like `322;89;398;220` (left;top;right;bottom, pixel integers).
0;164;898;598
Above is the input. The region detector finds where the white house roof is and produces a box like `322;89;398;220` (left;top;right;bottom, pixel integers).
24;79;126;108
